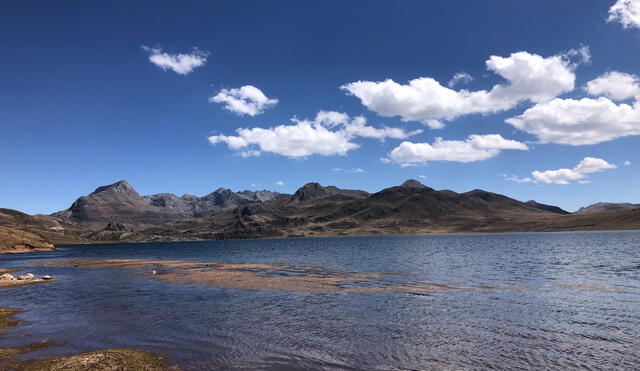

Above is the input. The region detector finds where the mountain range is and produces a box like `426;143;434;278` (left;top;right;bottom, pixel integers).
1;179;639;249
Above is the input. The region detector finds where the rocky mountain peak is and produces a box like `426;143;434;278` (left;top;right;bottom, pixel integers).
400;179;426;189
290;183;329;202
91;180;139;197
290;183;370;202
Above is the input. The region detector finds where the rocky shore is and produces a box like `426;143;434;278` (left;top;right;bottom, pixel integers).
0;269;53;288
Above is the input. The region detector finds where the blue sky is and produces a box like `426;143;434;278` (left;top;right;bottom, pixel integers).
1;0;639;214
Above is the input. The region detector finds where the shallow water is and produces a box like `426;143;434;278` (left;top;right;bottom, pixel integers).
1;231;640;369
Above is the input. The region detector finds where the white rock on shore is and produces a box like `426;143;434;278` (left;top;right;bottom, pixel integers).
17;273;35;280
1;273;15;280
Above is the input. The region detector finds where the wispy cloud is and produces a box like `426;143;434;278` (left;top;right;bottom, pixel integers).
502;174;533;183
448;71;474;88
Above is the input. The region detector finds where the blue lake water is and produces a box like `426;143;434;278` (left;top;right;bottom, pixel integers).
1;231;640;369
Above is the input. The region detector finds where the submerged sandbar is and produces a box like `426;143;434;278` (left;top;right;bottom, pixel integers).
39;258;623;295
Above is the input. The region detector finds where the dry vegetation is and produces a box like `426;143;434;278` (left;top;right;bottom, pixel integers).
0;225;54;253
41;258;628;295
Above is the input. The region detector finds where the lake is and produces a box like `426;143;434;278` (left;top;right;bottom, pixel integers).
1;231;640;369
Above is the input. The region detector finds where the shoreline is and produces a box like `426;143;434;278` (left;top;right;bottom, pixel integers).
49;227;640;249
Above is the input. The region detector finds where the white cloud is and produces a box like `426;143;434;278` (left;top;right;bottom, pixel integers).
448;72;474;88
584;71;640;100
208;111;421;158
210;85;278;116
339;115;423;140
341;48;588;127
608;0;640;29
532;157;617;184
239;150;261;158
275;180;284;186
388;134;528;165
418;175;427;179
624;160;632;166
142;46;208;75
331;168;343;171
505;96;640;145
350;168;365;173
502;174;533;183
574;157;618;174
315;111;350;127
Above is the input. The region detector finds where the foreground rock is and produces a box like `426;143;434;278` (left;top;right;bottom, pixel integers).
0;270;53;287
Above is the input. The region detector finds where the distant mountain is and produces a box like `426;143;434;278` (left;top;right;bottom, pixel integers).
289;182;370;202
399;179;427;189
525;200;570;215
3;179;639;246
147;179;596;240
576;202;640;214
52;180;288;229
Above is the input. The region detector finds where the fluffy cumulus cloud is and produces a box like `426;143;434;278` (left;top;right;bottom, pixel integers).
532;157;617;184
208;111;422;158
505;96;640;145
142;46;208;75
584;71;640;101
608;0;640;29
448;72;474;88
210;85;278;116
387;134;528;165
341;48;588;128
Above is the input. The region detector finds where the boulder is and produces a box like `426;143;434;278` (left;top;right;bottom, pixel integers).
42;275;52;280
17;273;34;280
1;273;15;280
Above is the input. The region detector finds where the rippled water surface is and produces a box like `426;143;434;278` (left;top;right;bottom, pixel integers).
1;231;640;369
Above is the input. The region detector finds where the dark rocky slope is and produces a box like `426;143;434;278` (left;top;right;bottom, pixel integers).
52;180;288;229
